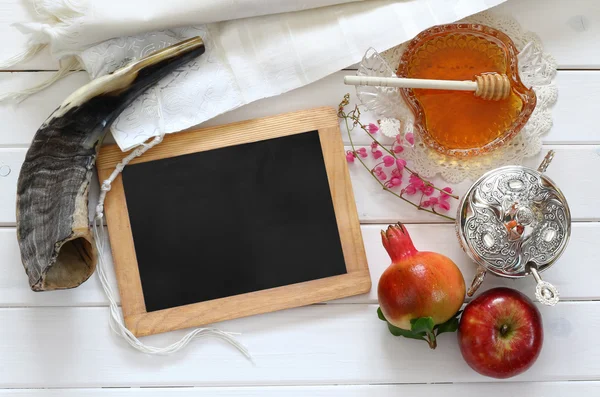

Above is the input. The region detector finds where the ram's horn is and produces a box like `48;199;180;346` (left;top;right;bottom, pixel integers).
16;37;205;291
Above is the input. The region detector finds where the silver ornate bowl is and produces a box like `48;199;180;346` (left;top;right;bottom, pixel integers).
456;151;571;305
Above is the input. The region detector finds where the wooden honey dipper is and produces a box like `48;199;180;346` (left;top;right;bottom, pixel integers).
344;73;511;101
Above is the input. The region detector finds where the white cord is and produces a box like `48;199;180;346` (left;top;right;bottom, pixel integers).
0;56;80;103
92;87;251;358
0;43;46;69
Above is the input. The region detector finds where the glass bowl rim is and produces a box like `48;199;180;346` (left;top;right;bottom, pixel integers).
396;23;537;159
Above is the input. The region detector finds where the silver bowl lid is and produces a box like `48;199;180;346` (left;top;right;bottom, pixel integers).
457;157;571;279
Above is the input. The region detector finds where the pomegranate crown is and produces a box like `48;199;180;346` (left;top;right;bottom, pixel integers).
381;223;417;261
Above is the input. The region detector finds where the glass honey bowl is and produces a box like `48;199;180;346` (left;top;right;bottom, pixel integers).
397;24;537;158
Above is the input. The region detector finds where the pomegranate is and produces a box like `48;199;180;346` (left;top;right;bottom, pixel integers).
378;223;466;331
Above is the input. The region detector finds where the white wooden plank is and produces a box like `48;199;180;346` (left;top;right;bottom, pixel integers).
0;149;20;225
4;382;600;396
1;145;597;225
2;70;599;147
0;0;598;70
550;71;600;144
494;0;600;69
5;144;597;226
348;145;600;223
0;149;20;226
0;302;597;387
0;223;597;307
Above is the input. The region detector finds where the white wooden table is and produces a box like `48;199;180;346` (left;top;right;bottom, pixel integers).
1;0;599;395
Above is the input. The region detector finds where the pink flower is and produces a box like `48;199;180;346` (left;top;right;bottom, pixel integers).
395;135;403;144
404;184;417;195
408;174;424;188
388;176;402;187
438;200;451;211
393;145;404;154
373;166;388;181
382;155;395;167
368;123;379;134
420;184;434;196
405;133;415;145
345;151;355;163
372;150;383;159
439;187;453;200
396;159;407;171
391;168;402;177
422;190;453;211
356;147;368;158
370;141;378;150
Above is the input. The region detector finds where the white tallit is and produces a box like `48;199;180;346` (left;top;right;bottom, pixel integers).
4;0;505;149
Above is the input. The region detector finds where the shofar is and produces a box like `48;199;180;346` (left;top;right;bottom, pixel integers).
16;37;205;291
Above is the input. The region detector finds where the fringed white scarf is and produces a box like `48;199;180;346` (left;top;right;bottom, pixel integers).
2;0;505;150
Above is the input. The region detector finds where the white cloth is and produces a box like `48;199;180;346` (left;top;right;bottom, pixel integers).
9;0;505;150
16;0;364;59
77;0;506;150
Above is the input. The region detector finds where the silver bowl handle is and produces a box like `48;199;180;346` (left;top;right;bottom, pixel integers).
530;267;559;306
467;266;487;297
537;150;555;173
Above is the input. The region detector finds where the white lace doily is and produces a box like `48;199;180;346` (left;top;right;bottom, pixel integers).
80;26;247;150
356;11;557;183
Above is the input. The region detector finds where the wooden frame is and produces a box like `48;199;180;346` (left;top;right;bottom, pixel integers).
97;107;370;337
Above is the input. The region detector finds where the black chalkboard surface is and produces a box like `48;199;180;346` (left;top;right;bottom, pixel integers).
122;131;347;312
98;108;370;337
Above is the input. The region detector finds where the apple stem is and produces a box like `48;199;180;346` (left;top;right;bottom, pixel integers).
426;333;437;349
500;324;509;337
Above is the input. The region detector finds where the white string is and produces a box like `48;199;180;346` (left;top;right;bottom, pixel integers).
92;87;251;358
0;56;81;103
0;0;88;100
0;43;46;69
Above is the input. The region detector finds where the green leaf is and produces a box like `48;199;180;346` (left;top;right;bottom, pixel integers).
387;322;426;341
377;307;387;322
377;309;461;348
434;318;459;335
433;310;463;336
410;317;435;334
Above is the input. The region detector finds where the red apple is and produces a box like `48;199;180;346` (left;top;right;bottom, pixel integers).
458;287;543;379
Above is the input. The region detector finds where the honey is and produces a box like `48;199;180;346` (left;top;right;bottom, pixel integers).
398;25;536;157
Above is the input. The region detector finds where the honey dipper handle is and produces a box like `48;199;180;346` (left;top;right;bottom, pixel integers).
344;75;477;91
344;73;511;101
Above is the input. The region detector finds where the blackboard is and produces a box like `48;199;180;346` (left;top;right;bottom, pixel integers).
97;108;370;337
122;131;347;312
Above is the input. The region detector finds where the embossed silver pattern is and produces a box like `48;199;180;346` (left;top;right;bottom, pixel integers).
457;151;571;305
458;164;570;278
